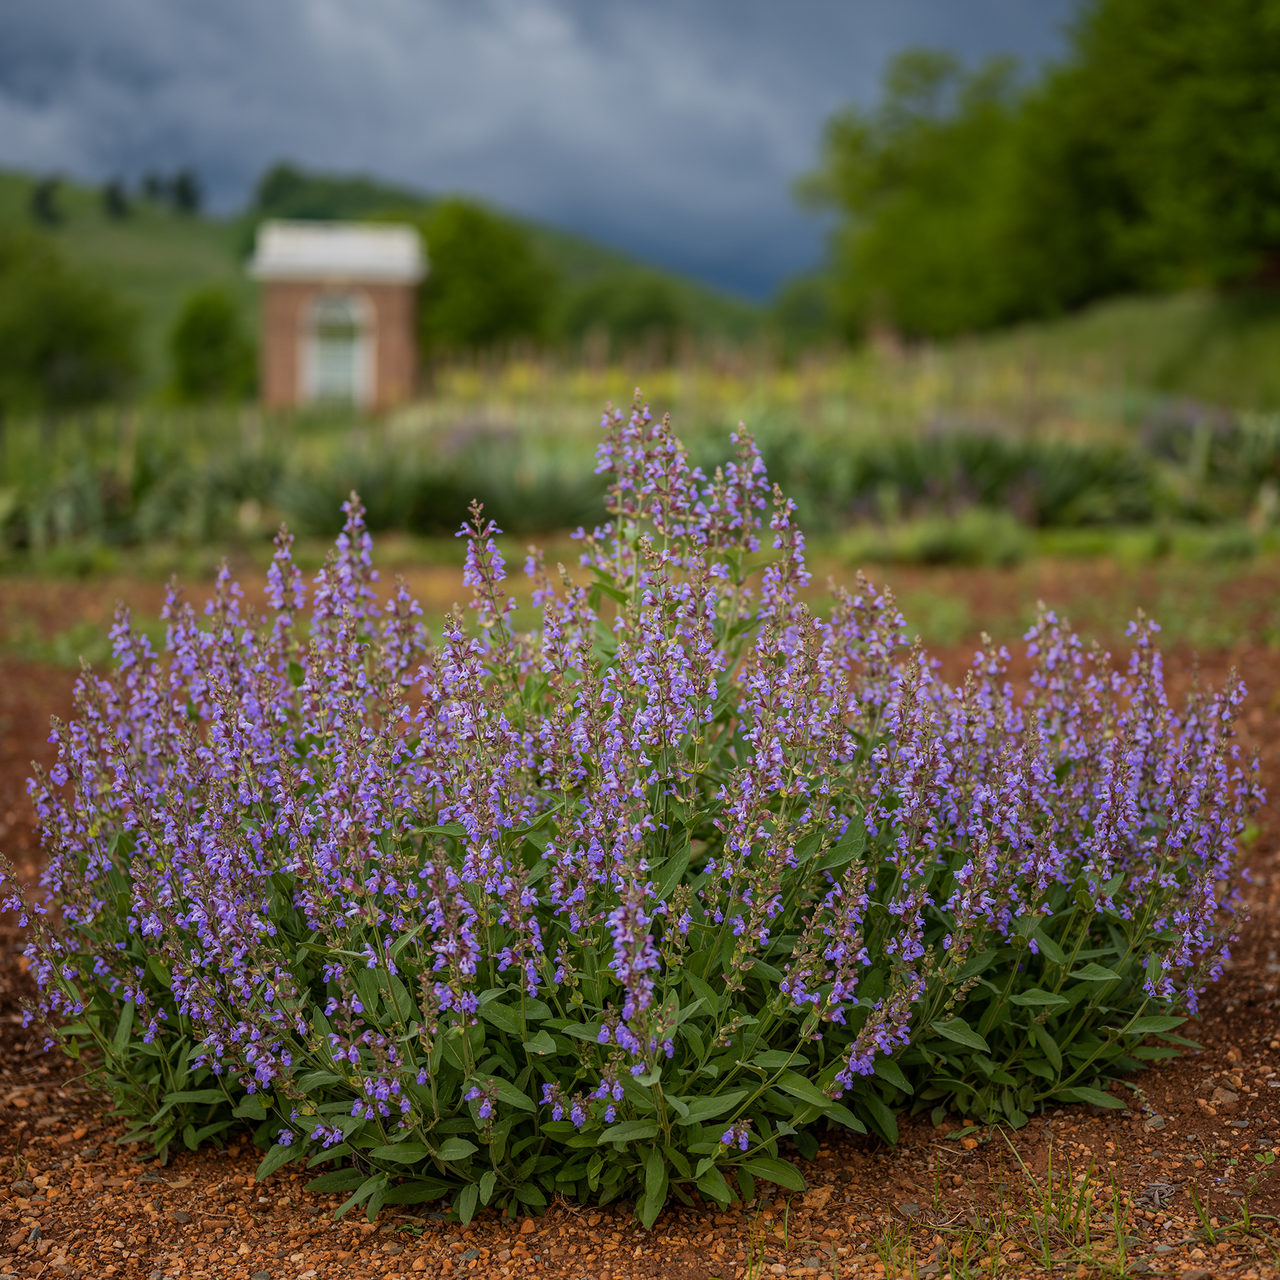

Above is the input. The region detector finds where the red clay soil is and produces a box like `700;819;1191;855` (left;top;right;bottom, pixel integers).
0;623;1278;1279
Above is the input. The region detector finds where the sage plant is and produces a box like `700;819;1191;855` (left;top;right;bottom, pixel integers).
4;396;1258;1225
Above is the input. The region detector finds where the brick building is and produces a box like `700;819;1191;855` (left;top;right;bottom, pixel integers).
249;220;426;410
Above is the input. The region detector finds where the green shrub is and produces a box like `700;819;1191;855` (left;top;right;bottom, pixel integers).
7;401;1254;1229
556;271;684;358
168;288;256;403
417;201;556;355
0;229;138;413
840;508;1029;567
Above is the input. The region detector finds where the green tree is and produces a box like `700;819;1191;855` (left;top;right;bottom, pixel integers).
799;1;1280;341
1018;0;1280;289
555;269;683;357
800;50;1024;339
168;288;256;403
0;229;138;413
417;199;555;355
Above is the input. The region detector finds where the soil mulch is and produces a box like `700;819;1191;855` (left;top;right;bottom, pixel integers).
0;616;1278;1279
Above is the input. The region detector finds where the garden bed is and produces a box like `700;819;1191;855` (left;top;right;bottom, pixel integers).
0;632;1276;1280
0;517;1277;1280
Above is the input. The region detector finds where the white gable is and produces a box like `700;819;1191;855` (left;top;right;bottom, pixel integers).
249;220;425;283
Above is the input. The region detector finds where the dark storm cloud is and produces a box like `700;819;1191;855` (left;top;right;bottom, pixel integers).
0;0;1075;297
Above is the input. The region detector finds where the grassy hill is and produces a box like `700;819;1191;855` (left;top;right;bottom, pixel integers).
0;167;762;394
973;290;1280;412
0;171;259;394
246;165;763;346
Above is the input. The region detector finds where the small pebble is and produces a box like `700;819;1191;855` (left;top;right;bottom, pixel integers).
168;1210;191;1224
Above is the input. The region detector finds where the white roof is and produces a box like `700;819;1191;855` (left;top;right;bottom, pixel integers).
249;220;425;283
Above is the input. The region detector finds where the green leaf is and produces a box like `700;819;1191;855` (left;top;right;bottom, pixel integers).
775;1071;833;1110
189;1120;233;1146
676;1092;748;1126
479;1170;497;1205
307;1143;352;1170
1032;929;1066;965
743;1157;805;1193
515;1181;547;1206
954;950;998;981
1031;1023;1062;1072
863;1093;899;1145
639;1162;669;1228
418;823;467;838
478;1000;523;1037
1125;1015;1186;1034
456;1182;479;1226
368;1143;433;1164
435;1138;479;1163
1071;963;1121;982
112;1002;135;1059
753;1050;809;1071
824;1101;867;1133
815;821;865;872
560;1021;605;1042
381;1180;454;1206
873;1058;912;1094
233;1095;269;1121
152;1088;225;1120
602;1120;660;1145
644;1145;667;1202
685;972;721;1017
1009;988;1070;1008
255;1142;298;1181
654;841;692;904
522;1030;557;1056
695;1165;734;1207
1055;1086;1126;1109
930;1019;990;1052
486;1078;536;1113
1155;1032;1203;1048
294;1071;344;1091
307;1168;367;1193
1132;1045;1180;1061
592;579;630;606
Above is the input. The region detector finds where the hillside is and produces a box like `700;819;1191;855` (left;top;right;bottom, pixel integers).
0;170;259;394
974;290;1280;412
247;165;763;345
0;167;761;393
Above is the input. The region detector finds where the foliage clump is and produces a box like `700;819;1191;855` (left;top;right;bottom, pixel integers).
0;228;138;414
802;0;1280;339
415;199;556;356
168;287;257;403
5;399;1257;1224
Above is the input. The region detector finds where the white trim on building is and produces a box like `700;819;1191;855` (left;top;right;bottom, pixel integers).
250;220;426;284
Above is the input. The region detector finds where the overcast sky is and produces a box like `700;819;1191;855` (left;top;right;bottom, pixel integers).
0;0;1077;298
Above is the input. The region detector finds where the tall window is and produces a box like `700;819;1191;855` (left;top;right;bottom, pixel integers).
303;293;371;406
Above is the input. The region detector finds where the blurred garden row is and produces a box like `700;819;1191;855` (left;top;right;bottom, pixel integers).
2;356;1278;573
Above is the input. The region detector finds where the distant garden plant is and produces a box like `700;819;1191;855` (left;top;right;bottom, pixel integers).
4;397;1258;1227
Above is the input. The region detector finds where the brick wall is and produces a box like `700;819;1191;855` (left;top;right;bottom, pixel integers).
259;280;418;410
